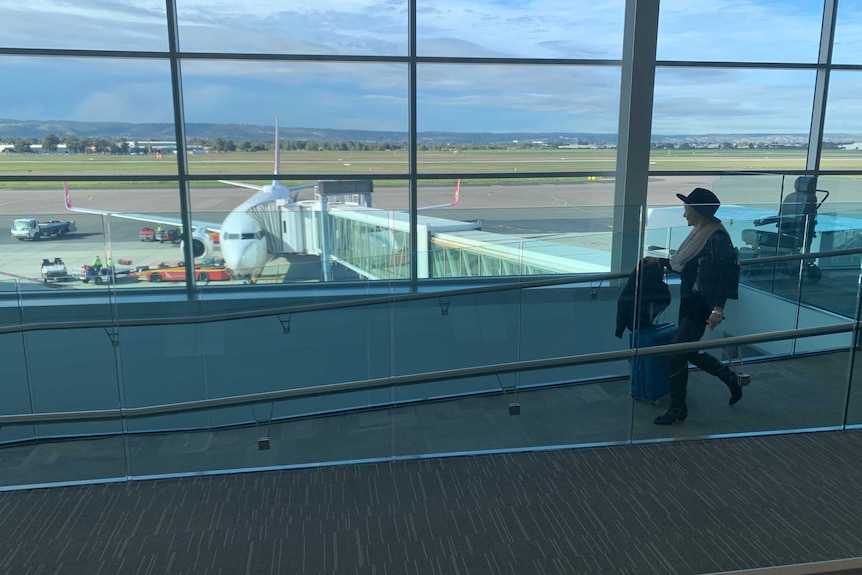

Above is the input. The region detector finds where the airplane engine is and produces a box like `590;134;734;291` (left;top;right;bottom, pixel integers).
181;229;215;259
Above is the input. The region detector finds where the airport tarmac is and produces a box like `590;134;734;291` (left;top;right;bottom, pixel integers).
0;178;722;292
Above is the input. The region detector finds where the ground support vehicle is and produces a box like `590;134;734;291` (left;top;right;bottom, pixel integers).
12;218;76;241
40;257;69;282
157;229;180;243
131;261;232;283
139;227;179;243
80;262;134;285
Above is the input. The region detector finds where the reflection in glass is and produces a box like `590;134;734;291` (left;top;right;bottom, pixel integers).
417;65;620;174
651;68;815;172
657;0;822;63
176;0;407;56
0;1;168;51
417;1;625;59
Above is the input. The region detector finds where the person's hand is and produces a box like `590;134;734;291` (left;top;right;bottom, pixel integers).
707;308;725;330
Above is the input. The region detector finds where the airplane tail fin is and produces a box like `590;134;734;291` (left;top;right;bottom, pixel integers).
416;179;462;212
63;182;73;210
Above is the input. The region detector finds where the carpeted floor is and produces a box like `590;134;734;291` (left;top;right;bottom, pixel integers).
3;429;862;574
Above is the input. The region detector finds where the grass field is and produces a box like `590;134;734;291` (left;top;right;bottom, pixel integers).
1;148;860;187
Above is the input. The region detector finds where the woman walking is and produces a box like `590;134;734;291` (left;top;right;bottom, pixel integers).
647;187;748;425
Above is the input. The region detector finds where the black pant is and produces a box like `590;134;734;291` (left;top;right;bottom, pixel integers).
668;295;732;407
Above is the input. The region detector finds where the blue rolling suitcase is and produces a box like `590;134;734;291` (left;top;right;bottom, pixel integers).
630;322;677;403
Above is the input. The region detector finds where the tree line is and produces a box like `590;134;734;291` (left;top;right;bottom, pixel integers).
0;134;589;154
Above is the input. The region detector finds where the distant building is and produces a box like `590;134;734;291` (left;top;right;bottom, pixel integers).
27;143;67;154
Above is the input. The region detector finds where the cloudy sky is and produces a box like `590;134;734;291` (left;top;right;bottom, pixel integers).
0;0;860;136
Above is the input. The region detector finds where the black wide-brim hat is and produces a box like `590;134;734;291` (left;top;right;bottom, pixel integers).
676;187;720;221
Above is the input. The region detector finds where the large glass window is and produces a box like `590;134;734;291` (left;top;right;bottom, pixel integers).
657;0;824;63
180;60;409;177
176;0;408;56
416;0;625;59
650;68;816;171
823;71;862;172
0;0;168;51
417;64;621;174
833;0;862;64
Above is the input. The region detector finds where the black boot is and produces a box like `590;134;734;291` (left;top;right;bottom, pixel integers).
654;403;687;425
719;367;743;406
656;359;689;425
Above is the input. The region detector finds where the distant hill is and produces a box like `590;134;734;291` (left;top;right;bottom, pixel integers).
0;119;859;145
0;118;616;145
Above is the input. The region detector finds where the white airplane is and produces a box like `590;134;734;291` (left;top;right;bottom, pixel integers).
64;119;460;282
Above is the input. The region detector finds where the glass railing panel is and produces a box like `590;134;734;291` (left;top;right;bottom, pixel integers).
631;347;853;441
22;328;123;437
389;289;526;456
123;305;396;476
116;323;210;440
0;330;35;448
845;347;862;428
0;325;127;488
0;427;127;489
390;221;635;457
633;173;861;440
124;394;402;478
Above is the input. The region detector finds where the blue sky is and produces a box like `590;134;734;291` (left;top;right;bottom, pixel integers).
0;0;860;136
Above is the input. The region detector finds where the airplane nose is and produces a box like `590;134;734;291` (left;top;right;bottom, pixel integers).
239;241;256;265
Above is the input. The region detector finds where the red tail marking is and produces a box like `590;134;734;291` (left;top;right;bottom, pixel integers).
63;182;73;210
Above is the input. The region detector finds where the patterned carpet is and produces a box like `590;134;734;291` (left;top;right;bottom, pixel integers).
3;429;862;575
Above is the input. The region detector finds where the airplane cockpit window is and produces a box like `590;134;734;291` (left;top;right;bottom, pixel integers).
241;232;257;240
223;233;239;240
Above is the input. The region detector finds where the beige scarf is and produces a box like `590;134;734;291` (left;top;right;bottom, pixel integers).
670;221;724;272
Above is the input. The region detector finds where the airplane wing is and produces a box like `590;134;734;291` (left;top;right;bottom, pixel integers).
417;179;460;211
63;182;221;233
217;180;263;192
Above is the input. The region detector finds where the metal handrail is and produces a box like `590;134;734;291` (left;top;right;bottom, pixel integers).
2;246;860;336
0;321;855;427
